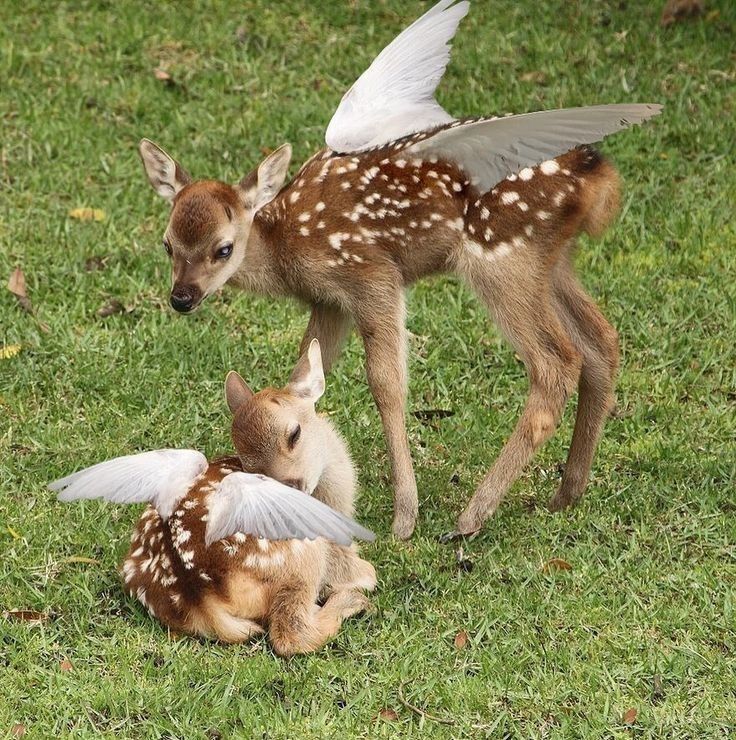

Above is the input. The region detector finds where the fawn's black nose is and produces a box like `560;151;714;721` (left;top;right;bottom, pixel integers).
283;478;307;493
170;288;195;313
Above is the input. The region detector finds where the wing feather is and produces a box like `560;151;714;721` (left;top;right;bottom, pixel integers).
206;472;375;547
49;449;208;521
325;0;469;152
408;104;663;191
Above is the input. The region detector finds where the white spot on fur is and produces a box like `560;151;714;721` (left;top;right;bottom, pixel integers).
317;220;326;229
506;173;517;182
480;207;490;220
537;210;551;220
524;224;534;237
501;191;519;205
315;201;325;211
299;226;310;236
340;181;351;190
298;212;311;222
484;228;493;241
465;240;484;258
553;192;565;206
289;191;300;204
519;167;534;181
540;160;560;175
517;201;529;211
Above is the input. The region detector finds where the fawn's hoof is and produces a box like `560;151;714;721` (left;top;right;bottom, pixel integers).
547;483;583;512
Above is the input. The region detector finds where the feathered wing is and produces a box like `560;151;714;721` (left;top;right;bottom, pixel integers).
325;0;469;153
206;472;376;547
49;449;208;521
408;104;663;191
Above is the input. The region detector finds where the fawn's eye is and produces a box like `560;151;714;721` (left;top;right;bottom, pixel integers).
215;243;233;260
163;241;172;256
287;425;301;450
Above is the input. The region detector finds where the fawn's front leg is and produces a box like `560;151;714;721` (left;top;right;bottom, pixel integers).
357;296;418;539
300;303;353;373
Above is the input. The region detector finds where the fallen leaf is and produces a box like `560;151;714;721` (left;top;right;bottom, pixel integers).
623;707;638;724
542;558;573;572
4;610;48;623
97;299;125;318
453;630;469;650
660;0;704;26
69;208;106;222
377;708;399;721
11;724;26;737
59;659;73;672
0;344;22;360
520;70;547;85
7;267;33;314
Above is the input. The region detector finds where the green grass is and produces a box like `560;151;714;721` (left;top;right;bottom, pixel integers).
1;0;735;736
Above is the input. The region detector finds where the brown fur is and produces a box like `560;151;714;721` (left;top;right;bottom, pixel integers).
140;125;624;538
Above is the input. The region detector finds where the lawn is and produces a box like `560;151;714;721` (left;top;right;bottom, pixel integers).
1;0;735;736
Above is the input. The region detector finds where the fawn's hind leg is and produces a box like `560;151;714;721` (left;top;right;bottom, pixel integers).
324;544;377;594
268;582;370;657
547;259;619;511
456;259;582;534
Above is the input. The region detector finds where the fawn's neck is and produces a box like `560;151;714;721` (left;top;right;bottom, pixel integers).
228;214;288;297
311;417;356;517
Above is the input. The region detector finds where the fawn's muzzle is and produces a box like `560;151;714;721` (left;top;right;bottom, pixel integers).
170;286;199;313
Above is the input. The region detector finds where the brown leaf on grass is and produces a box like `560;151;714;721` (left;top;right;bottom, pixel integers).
520;70;548;85
453;630;469;650
69;207;106;222
59;659;73;672
7;267;33;314
623;707;638;724
660;0;703;26
377;709;399;721
97;299;125;318
11;724;26;737
542;558;573;572
4;610;49;623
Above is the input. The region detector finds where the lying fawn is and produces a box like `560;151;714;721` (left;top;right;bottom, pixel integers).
138;0;661;539
52;340;377;655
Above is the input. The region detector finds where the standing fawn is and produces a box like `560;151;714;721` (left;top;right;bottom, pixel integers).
52;340;377;656
138;0;661;538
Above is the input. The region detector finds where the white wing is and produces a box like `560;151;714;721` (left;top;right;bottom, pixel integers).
206;472;376;547
408;104;663;191
325;0;469;153
50;449;208;521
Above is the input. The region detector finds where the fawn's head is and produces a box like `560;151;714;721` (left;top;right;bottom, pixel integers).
225;339;328;495
138;139;292;313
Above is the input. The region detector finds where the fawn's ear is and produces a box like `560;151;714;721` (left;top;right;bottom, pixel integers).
225;371;255;414
238;143;292;212
139;139;192;203
288;339;325;402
